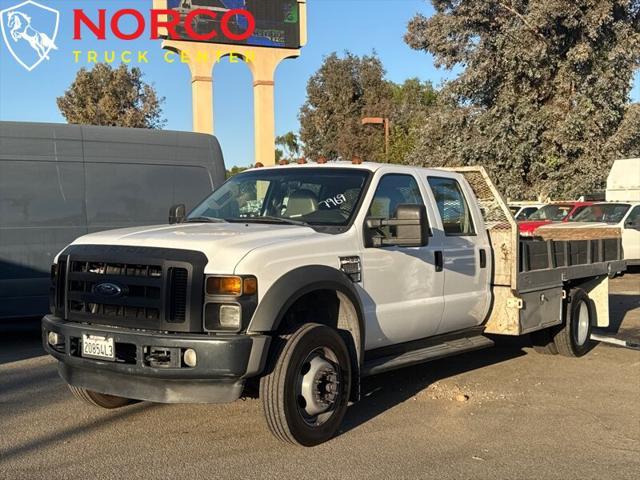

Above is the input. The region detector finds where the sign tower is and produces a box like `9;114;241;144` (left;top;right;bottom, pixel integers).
154;0;307;166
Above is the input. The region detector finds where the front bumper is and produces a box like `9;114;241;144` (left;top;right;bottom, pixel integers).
42;315;271;404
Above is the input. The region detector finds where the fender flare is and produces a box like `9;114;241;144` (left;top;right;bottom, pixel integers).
247;265;366;359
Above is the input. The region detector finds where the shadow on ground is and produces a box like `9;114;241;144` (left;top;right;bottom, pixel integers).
607;293;640;337
0;320;44;365
0;401;163;463
340;339;528;436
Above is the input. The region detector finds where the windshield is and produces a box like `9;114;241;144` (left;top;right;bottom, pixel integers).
527;204;573;221
570;204;631;223
188;168;370;226
515;207;539;220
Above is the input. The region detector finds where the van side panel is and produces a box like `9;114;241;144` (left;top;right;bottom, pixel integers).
0;123;87;318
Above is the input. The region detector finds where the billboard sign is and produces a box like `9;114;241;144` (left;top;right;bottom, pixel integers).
162;0;303;49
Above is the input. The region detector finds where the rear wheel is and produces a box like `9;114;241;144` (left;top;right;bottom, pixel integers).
552;288;595;358
260;323;351;446
68;385;135;409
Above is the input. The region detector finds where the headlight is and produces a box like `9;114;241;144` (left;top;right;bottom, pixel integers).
206;276;242;295
219;305;241;328
204;303;242;331
205;276;258;296
203;276;257;332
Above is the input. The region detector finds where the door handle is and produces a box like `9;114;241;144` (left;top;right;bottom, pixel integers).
479;249;487;269
434;251;443;272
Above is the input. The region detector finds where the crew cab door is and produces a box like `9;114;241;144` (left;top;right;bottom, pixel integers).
423;174;491;334
360;172;444;350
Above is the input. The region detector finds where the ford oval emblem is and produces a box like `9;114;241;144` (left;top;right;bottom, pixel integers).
94;282;124;298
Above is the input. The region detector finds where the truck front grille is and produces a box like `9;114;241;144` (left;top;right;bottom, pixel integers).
54;245;207;333
167;267;188;323
68;260;164;321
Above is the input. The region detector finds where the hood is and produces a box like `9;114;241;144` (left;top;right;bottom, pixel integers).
71;222;322;273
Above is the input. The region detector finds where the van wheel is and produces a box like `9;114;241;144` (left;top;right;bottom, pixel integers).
552;288;595;358
530;328;558;355
68;385;135;409
260;323;351;447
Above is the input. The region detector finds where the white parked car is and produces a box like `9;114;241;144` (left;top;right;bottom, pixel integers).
567;202;640;265
508;202;545;221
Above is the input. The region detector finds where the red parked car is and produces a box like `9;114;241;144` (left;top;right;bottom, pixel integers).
518;202;593;236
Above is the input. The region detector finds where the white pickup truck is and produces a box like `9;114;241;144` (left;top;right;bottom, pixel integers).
42;162;625;446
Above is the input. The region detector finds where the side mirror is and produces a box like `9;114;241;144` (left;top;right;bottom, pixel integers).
169;204;186;224
366;204;429;248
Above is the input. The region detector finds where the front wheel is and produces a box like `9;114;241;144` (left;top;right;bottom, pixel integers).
260;323;351;446
68;385;135;409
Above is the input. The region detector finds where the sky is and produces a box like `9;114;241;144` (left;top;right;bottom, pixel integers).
0;0;638;168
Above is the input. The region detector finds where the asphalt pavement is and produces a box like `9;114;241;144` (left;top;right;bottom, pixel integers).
1;275;638;479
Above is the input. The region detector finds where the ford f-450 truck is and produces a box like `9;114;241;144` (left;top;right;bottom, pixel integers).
43;162;625;446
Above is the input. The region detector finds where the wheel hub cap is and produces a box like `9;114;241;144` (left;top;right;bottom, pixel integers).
300;354;339;418
576;301;589;346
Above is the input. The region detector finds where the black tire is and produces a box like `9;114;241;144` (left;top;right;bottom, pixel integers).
552;288;595;358
260;323;351;447
530;328;558;355
68;385;135;409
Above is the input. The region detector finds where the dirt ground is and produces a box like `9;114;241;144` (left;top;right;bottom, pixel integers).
1;275;638;480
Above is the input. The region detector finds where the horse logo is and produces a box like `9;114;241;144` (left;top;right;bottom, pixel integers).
0;0;59;71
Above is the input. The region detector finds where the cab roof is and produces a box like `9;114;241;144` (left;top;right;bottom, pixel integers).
249;161;451;176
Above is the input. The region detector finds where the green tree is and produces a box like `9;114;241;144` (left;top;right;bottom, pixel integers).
406;0;640;198
607;103;640;158
57;63;165;129
388;78;438;164
299;52;394;162
226;165;248;178
275;131;301;161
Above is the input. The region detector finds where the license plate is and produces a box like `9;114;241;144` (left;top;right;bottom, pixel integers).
82;334;115;361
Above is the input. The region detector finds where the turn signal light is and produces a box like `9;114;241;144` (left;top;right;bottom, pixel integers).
206;276;242;296
243;277;258;295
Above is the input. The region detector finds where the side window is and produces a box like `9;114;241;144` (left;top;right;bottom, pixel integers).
368;174;424;220
626;206;640;226
568;206;587;220
427;177;476;236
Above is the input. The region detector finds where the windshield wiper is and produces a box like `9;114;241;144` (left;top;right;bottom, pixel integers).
227;216;309;227
184;216;226;223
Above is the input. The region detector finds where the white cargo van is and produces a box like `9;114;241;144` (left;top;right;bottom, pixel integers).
0;122;226;320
